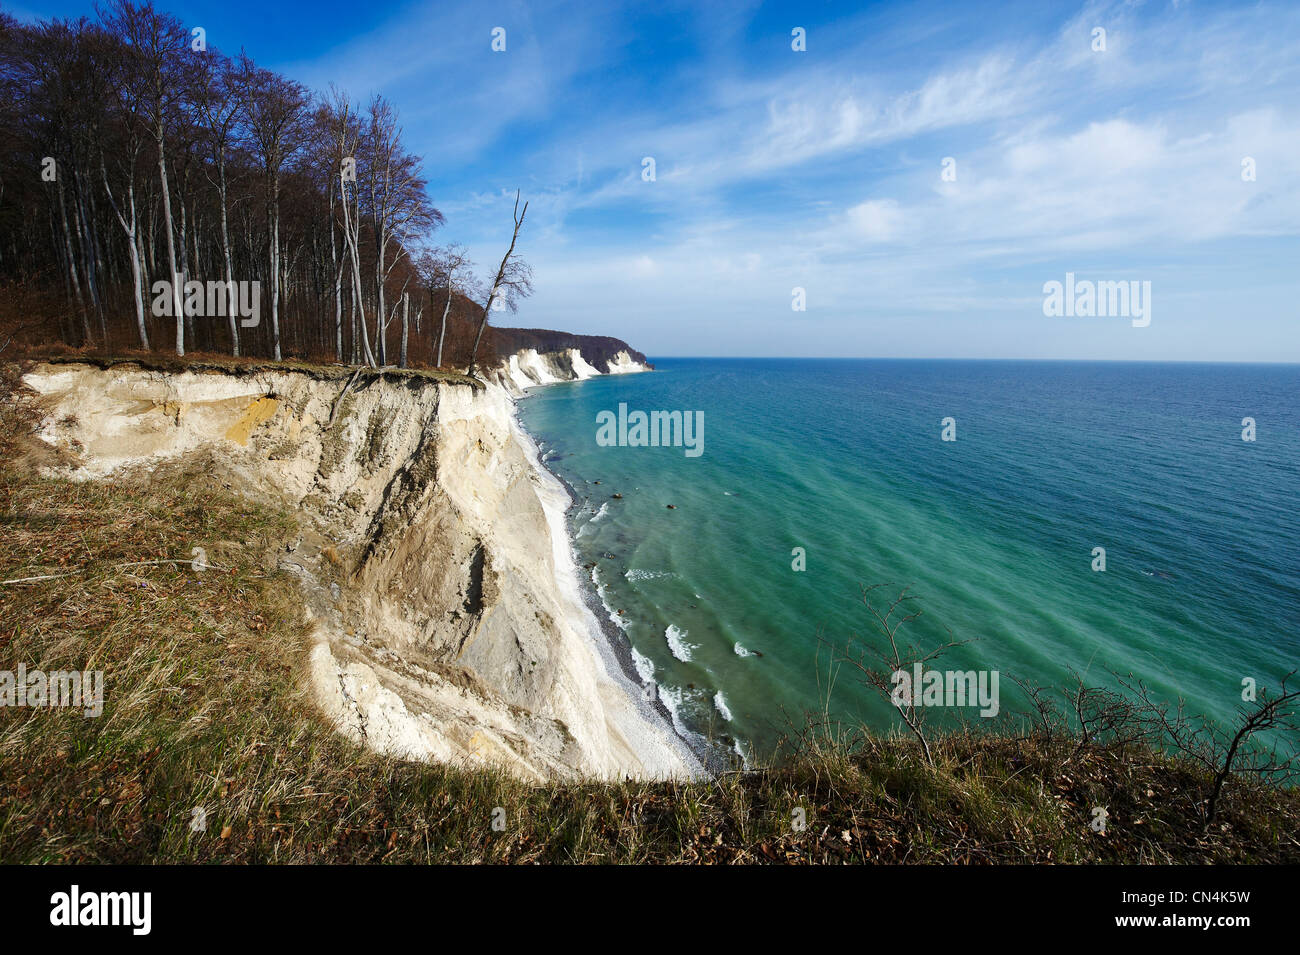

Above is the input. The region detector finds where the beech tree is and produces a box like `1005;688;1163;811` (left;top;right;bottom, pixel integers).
243;58;307;361
104;0;188;354
416;243;474;369
99;23;151;347
312;88;355;363
361;96;441;365
324;90;377;368
188;49;245;354
0;2;494;371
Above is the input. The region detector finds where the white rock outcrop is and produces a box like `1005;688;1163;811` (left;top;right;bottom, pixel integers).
495;347;647;396
23;359;693;782
605;350;645;375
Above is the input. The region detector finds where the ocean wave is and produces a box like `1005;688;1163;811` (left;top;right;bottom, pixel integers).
631;647;656;684
576;501;605;537
625;568;675;582
656;684;708;746
591;567;626;631
731;737;752;769
713;691;733;722
665;625;697;662
733;643;756;657
656;684;688;736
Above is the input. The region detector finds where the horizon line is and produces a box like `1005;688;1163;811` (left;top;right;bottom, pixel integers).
641;356;1300;366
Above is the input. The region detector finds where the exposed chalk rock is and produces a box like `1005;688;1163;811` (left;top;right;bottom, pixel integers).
23;359;694;782
493;346;648;397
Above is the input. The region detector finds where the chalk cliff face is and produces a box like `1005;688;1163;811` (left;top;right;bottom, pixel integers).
489;327;651;375
493;347;649;396
22;356;691;782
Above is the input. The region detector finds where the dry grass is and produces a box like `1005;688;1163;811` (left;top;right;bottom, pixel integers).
0;363;1296;864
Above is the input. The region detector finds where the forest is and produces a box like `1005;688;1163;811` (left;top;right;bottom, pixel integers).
0;1;531;371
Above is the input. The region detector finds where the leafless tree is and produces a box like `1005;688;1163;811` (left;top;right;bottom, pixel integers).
103;0;188;353
416;243;473;368
97;27;152;347
0;5;490;369
242;57;308;361
323;90;376;368
830;584;969;766
361;96;440;365
469;191;532;377
1119;670;1300;825
188;48;245;354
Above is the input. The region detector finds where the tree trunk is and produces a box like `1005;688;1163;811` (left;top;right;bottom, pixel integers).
178;186;193;349
339;169;375;368
329;188;342;363
101;155;149;349
437;274;453;368
400;291;408;368
156;129;183;355
127;216;148;348
218;161;239;356
54;174;89;343
268;175;282;360
469;194;527;377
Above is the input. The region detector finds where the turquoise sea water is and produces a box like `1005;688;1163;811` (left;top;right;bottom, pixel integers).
517;359;1300;763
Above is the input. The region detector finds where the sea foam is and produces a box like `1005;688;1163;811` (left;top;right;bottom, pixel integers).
665;625;697;662
713;691;733;722
631;647;656;684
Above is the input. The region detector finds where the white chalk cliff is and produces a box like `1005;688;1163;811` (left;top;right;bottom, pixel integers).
23;351;692;782
494;348;648;396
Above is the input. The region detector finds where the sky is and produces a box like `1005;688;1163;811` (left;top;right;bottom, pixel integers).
10;0;1300;360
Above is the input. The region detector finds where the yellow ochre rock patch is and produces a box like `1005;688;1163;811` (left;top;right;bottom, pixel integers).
225;396;280;446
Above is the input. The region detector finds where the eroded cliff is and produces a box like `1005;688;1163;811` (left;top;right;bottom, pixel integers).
22;356;693;782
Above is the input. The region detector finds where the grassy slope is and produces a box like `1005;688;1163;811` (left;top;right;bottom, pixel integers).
0;365;1296;864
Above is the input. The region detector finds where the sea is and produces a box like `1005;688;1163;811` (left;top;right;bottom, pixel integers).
516;358;1300;766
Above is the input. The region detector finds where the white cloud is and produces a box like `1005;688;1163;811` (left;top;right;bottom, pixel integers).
846;200;903;242
312;0;1300;359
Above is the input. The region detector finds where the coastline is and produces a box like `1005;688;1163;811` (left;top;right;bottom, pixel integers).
25;358;701;782
506;372;713;777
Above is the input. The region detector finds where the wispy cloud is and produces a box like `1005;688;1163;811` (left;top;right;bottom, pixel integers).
123;0;1300;359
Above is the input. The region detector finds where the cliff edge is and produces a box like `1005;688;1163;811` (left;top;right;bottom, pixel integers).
22;354;694;783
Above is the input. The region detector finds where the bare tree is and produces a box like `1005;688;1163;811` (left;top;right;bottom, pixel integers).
189;49;245;354
323;90;375;368
361;96;440;365
312;89;355;364
830;584;969;766
1119;671;1300;825
103;0;188;354
14;20;90;343
468;191;532;377
416;243;472;368
243;56;307;361
97;26;151;347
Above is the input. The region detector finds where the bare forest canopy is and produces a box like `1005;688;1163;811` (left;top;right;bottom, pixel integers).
0;1;540;372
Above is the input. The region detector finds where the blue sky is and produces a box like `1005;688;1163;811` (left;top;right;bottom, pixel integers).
12;0;1300;360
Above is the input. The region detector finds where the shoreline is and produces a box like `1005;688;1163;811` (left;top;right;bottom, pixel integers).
506;374;714;778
